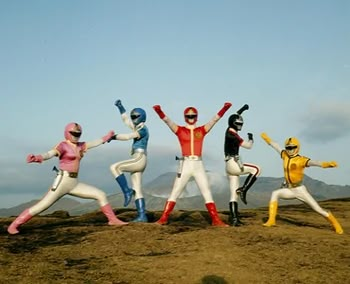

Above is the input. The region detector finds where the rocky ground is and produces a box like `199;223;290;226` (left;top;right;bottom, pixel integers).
1;198;349;284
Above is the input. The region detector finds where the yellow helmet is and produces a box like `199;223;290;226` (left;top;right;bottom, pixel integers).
284;137;300;156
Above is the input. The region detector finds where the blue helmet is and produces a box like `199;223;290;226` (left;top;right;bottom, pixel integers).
130;108;146;125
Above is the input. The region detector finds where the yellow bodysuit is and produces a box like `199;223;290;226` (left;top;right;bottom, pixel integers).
281;150;310;186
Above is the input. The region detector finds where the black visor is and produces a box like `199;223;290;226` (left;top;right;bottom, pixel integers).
185;115;197;119
131;114;140;120
69;131;81;138
285;145;297;150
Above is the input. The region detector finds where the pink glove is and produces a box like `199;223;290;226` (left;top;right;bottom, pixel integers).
217;102;232;117
26;154;43;163
102;130;115;143
153;105;166;119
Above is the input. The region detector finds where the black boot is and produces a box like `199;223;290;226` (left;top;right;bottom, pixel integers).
229;201;243;226
236;174;257;205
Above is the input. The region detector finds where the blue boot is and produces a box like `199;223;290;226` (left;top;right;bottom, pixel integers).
116;174;134;207
132;198;148;222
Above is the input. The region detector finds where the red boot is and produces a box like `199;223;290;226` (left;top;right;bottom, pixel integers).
7;209;33;235
205;202;229;227
156;201;176;225
101;204;128;226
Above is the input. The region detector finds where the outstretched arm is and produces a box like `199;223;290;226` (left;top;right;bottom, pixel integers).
86;130;115;149
109;131;140;141
204;102;232;132
153;105;178;133
307;160;338;168
26;149;58;163
261;132;283;154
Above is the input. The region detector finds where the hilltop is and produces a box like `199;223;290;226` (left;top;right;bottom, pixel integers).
0;197;349;284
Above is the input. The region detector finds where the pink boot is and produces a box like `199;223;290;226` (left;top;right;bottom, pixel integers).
7;209;33;235
101;204;128;226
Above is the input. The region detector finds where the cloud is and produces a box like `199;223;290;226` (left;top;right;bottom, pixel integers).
299;101;350;143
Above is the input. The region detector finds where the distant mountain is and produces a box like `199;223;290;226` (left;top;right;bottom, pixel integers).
1;172;349;217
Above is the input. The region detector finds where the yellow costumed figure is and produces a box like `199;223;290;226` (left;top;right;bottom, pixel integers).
261;133;343;234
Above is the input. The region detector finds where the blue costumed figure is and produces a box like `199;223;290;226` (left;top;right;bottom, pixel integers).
109;100;149;222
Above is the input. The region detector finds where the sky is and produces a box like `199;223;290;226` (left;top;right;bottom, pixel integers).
0;0;349;209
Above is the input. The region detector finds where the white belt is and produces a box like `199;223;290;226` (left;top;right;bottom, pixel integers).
131;148;146;155
183;156;202;161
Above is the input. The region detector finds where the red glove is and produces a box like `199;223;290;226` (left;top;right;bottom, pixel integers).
102;130;115;143
153;105;166;119
26;154;43;163
217;102;232;117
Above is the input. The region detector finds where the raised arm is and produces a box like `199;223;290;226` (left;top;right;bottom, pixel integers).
153;105;178;133
115;100;134;130
204;102;232;132
241;132;254;149
260;132;283;154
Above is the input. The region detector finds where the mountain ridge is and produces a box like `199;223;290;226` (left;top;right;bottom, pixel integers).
1;172;349;217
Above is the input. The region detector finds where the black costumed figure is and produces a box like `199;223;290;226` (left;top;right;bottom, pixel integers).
109;100;149;222
153;102;232;227
224;104;261;226
8;122;127;235
261;132;343;234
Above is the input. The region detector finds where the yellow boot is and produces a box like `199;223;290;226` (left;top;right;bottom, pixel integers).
327;212;344;234
263;201;278;227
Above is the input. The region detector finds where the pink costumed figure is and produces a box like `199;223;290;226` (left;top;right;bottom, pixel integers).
7;122;127;235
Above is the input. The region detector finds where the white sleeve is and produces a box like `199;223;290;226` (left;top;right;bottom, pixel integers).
121;113;134;130
86;139;104;150
163;117;178;133
269;141;283;154
241;140;253;150
41;149;58;160
204;114;220;132
115;132;139;141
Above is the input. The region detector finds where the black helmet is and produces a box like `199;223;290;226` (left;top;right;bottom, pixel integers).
228;114;244;131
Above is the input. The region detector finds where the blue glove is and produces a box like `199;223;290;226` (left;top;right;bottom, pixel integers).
114;100;126;114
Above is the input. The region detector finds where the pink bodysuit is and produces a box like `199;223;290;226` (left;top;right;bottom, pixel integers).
55;141;87;172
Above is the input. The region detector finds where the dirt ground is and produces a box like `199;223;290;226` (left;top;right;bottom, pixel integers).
1;198;349;284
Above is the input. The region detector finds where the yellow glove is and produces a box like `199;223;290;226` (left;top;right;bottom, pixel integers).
321;161;338;168
261;132;272;144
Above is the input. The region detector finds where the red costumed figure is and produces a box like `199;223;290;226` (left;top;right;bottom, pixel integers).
153;102;232;226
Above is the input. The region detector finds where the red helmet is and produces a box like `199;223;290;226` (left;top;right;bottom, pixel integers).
184;107;198;125
64;122;82;143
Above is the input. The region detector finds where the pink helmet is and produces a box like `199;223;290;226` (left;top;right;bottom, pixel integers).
64;122;82;143
184;107;198;125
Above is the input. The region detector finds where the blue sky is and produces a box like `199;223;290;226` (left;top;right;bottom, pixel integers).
1;1;349;208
